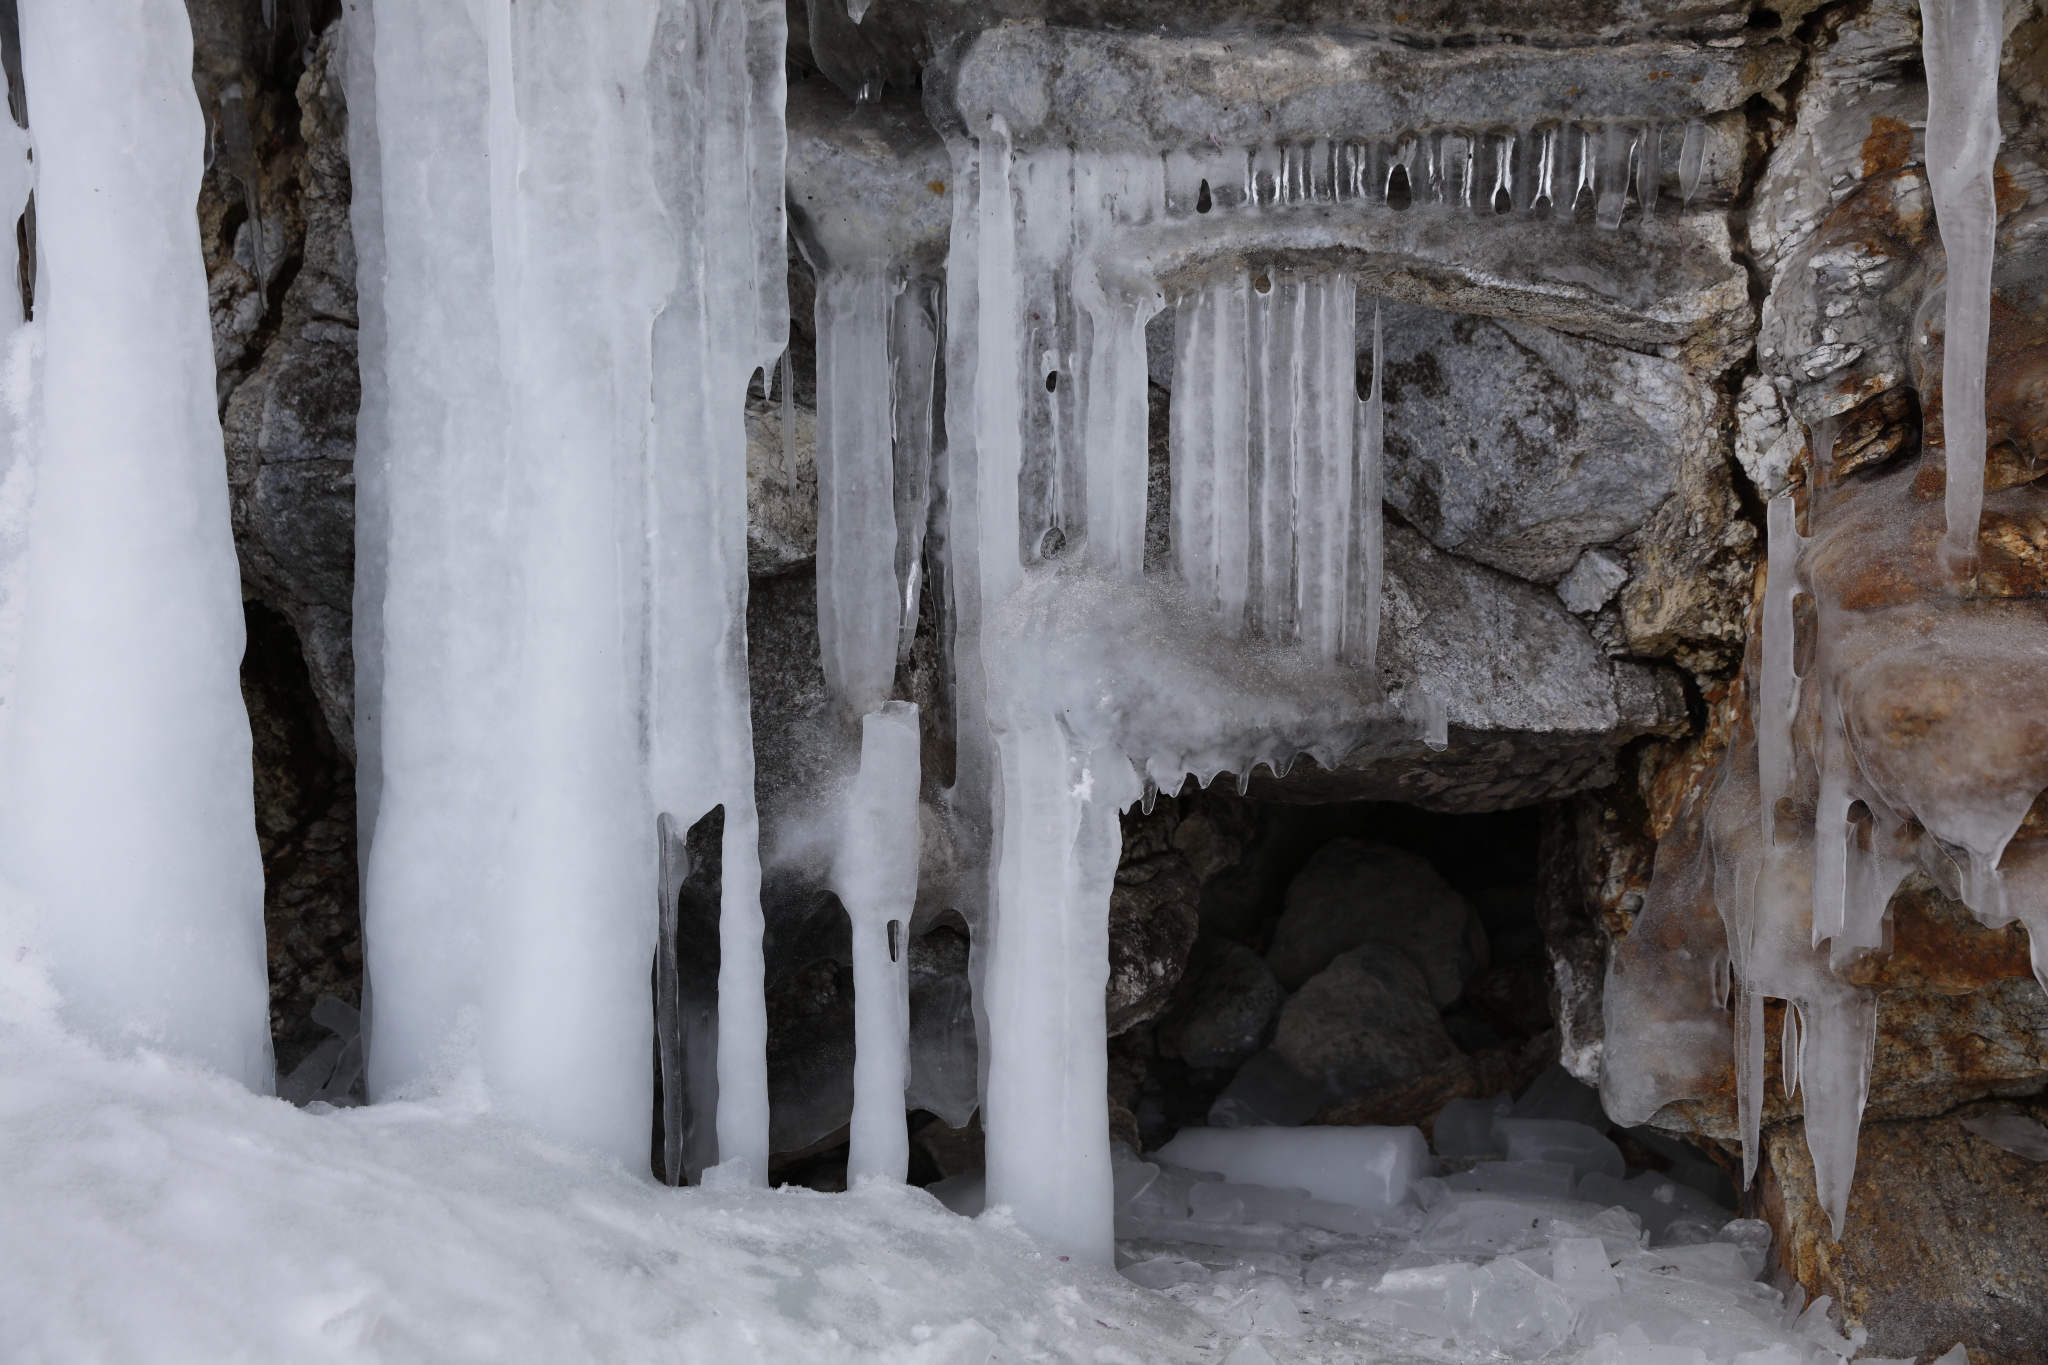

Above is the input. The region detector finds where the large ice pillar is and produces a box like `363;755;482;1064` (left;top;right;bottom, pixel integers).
983;711;1139;1265
836;703;922;1182
355;0;785;1169
0;1;270;1088
1919;0;2004;571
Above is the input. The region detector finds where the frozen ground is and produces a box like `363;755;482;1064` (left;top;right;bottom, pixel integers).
0;930;1951;1365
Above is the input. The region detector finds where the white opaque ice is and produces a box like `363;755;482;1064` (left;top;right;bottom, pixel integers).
0;0;270;1088
1155;1125;1430;1210
836;703;921;1182
355;0;787;1169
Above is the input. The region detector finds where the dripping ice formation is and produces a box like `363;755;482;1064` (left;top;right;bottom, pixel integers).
1602;2;2030;1244
0;0;2035;1352
0;1;270;1088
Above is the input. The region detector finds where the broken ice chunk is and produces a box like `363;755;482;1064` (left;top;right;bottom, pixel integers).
1496;1118;1625;1180
1441;1158;1578;1200
1552;1236;1620;1302
1433;1093;1512;1156
1154;1125;1429;1211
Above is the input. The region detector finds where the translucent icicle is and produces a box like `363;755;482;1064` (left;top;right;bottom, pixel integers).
779;348;798;489
891;279;940;660
1757;494;1805;841
815;265;902;714
1349;301;1383;671
1678;119;1707;203
1920;0;2004;571
1423;690;1449;751
1596;122;1633;229
836;703;921;1183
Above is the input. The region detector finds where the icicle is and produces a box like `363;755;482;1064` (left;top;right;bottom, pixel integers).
1422;690;1449;751
1920;0;2005;573
891;279;940;660
1636;123;1661;218
836;703;921;1184
1595;122;1632;229
815;265;902;714
1757;493;1805;842
1678;119;1707;203
1782;1001;1804;1100
1350;301;1383;672
779;348;798;489
0;0;271;1087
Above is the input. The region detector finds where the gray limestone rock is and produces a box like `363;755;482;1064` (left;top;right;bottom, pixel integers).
1265;838;1485;1003
1378;302;1680;584
1272;943;1463;1098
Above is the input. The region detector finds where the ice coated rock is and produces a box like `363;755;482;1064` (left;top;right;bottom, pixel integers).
1272;944;1462;1100
1265;839;1484;1001
1155;938;1285;1071
1155;1125;1429;1211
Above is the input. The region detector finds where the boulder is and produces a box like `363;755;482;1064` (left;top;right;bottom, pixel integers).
1265;839;1486;1003
1272;944;1462;1099
1155;938;1285;1071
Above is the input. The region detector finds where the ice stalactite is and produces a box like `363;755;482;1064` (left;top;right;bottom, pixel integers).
0;0;271;1089
835;703;921;1183
353;0;785;1171
813;266;942;714
1168;271;1367;661
1920;0;2004;572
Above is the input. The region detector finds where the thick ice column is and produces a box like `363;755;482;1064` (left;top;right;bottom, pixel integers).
1920;0;2004;571
360;0;665;1159
1756;494;1805;842
982;711;1139;1265
835;703;922;1182
0;0;270;1087
357;0;784;1168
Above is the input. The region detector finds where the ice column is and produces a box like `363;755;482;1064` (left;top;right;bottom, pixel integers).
1920;0;2004;570
0;0;271;1088
356;0;785;1170
835;703;922;1182
983;711;1139;1265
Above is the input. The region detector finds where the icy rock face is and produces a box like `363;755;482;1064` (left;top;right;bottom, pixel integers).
1601;0;2048;1264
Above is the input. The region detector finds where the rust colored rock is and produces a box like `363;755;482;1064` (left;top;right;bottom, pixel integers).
1757;1104;2048;1364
